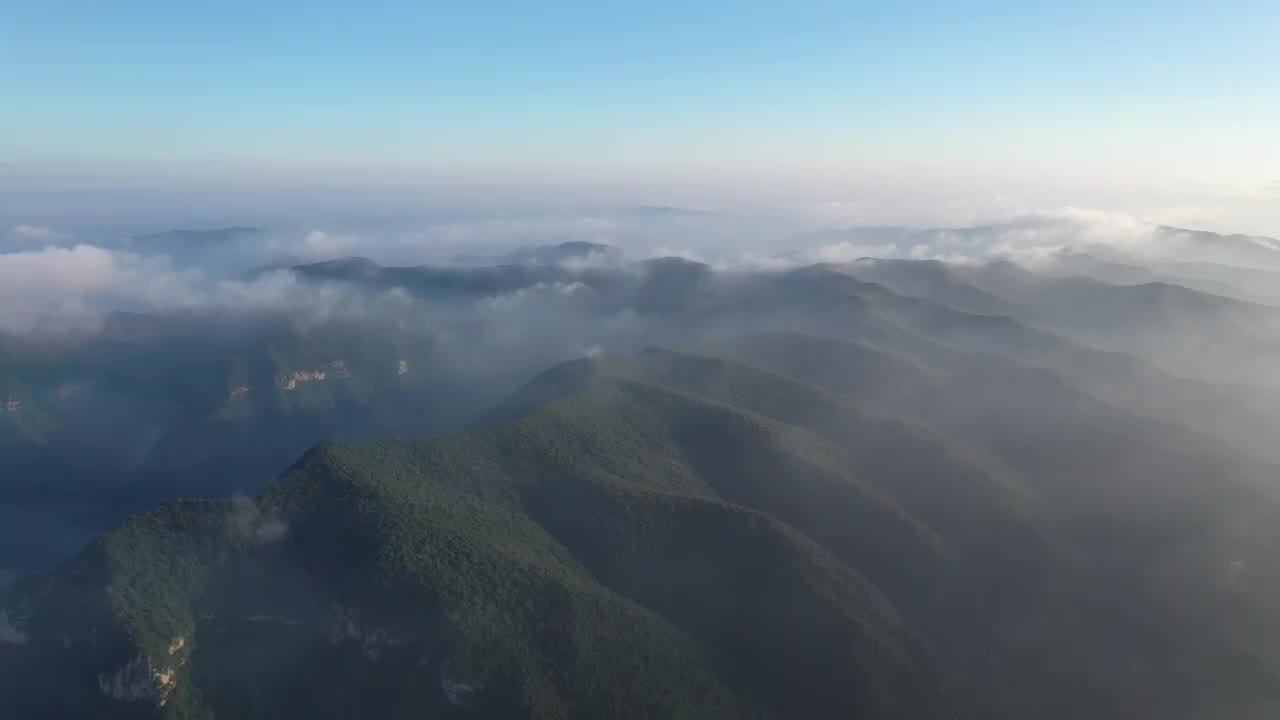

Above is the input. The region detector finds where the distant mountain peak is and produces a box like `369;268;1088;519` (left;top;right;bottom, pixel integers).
291;256;382;277
641;255;711;270
127;226;262;247
502;241;622;266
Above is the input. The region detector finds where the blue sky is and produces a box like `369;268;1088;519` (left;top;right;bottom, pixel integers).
2;1;1278;230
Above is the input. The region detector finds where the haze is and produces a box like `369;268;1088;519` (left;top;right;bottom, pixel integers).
2;1;1279;234
4;3;1280;720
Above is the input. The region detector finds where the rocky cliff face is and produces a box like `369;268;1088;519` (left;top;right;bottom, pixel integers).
97;639;187;709
274;370;328;391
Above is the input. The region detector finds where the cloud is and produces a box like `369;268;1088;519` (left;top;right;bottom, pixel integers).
254;216;636;269
804;207;1280;271
226;497;287;544
556;249;625;271
805;193;1031;231
0;244;146;331
813;240;906;264
0;244;122;293
6;224;69;244
0;609;26;645
2;206;1272;340
711;252;798;272
298;230;361;260
482;282;592;314
0;211;714;334
0;244;203;332
797;208;1219;267
647;246;708;263
0;241;427;333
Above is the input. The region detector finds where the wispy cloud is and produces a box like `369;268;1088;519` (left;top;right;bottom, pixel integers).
1;207;1275;337
646;246;708;264
0;609;27;645
297;230;361;260
7;224;69;244
796;207;1280;269
226;497;287;544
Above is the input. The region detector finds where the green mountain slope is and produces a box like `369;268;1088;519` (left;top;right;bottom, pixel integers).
0;313;493;576
4;333;1280;719
1;349;946;719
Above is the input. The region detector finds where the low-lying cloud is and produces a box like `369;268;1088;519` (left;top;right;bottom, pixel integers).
227;497;287;544
292;230;362;261
6;225;69;244
0;244;196;332
799;208;1280;271
2;207;1278;337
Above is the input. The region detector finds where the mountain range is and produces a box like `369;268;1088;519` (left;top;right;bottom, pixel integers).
3;232;1280;718
843;257;1280;386
4;330;1279;718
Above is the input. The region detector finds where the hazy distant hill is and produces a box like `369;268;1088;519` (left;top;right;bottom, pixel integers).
122;227;263;253
289;254;636;306
1038;252;1280;306
503;241;622;266
1153;225;1280;271
844;257;1280;387
804;221;1280;273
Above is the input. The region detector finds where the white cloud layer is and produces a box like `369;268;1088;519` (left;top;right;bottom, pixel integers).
0;245;161;331
2;208;1278;336
800;208;1280;271
295;230;361;260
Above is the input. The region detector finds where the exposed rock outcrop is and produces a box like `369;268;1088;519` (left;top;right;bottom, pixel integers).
97;644;185;708
274;370;327;391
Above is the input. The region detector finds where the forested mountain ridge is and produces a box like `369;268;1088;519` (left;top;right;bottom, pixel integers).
4;332;1278;719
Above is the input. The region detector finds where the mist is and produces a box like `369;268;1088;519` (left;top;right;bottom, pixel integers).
4;204;1280;579
4;202;1280;720
7;0;1280;713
